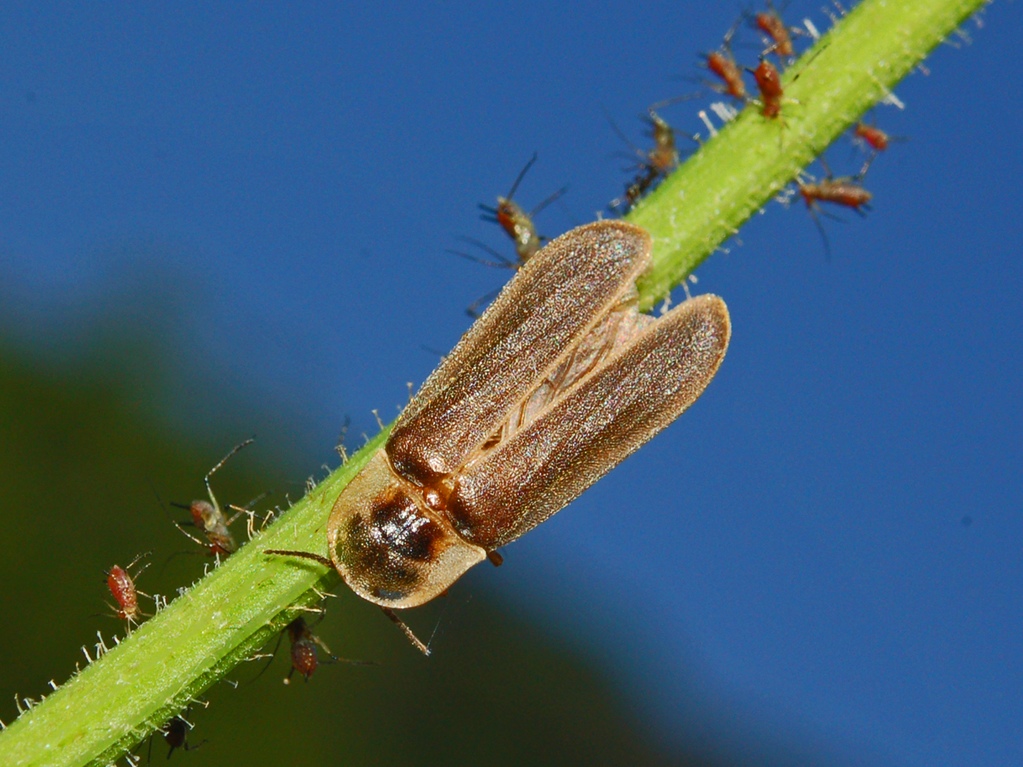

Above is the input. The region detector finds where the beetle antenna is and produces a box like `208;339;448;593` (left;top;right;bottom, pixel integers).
381;607;430;656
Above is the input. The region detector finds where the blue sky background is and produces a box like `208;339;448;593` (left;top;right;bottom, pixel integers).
2;2;1021;765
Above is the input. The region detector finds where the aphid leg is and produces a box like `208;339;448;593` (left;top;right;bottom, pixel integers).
486;550;504;567
466;287;502;319
380;607;430;656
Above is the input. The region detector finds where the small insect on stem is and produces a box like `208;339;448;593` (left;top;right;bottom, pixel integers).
854;121;889;152
608;105;689;211
253;615;374;683
147;715;206;761
752;1;801;65
477;153;567;265
454;154;567;317
104;552;151;630
268;221;731;653
796;170;873;258
170;438;255;557
750;58;784;119
702;19;748;101
851;121;906;174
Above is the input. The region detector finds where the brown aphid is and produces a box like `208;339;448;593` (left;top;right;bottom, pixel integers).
284;617;333;683
796;172;873;257
754;4;798;63
703;19;747;100
478;153;566;264
798;176;873;213
254;615;371;683
268;221;731;653
104;552;150;628
171;438;254;557
750;58;784;119
706;50;747;101
608;108;683;211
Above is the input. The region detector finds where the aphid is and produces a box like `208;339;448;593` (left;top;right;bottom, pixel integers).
285;617;326;683
104;552;151;629
478;153;566;265
608;108;683;211
253;614;372;684
268;221;731;653
853;121;890;153
851;120;905;175
753;3;799;63
796;172;873;257
171;438;255;557
703;19;747;100
798;176;873;213
750;58;784;119
455;154;567;316
160;715;205;759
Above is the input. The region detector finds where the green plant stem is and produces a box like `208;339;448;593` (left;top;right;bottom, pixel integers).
0;1;985;765
630;0;984;310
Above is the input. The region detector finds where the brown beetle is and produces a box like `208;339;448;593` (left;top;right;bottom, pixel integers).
269;221;730;652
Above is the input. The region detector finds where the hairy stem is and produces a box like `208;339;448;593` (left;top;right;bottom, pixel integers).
0;1;986;765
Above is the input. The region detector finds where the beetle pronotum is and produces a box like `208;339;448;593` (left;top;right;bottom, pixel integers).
269;221;730;653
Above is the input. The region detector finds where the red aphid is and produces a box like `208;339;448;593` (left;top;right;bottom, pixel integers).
854;121;890;152
756;9;796;61
706;50;747;100
284;617;334;683
107;566;140;622
104;552;149;628
478;153;565;265
752;59;784;118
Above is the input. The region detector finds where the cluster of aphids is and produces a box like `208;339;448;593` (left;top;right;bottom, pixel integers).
94;440;342;763
618;2;896;227
454;2;900;313
102;440;263;635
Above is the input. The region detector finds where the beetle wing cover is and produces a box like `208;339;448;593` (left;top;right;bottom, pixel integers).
388;221;653;487
447;294;730;549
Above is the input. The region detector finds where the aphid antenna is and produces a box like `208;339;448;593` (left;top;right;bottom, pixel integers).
448;236;518;269
527;184;569;220
465;286;502;319
647;93;702;116
203;436;256;519
497;151;540;207
601;106;643;160
248;629;288;684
